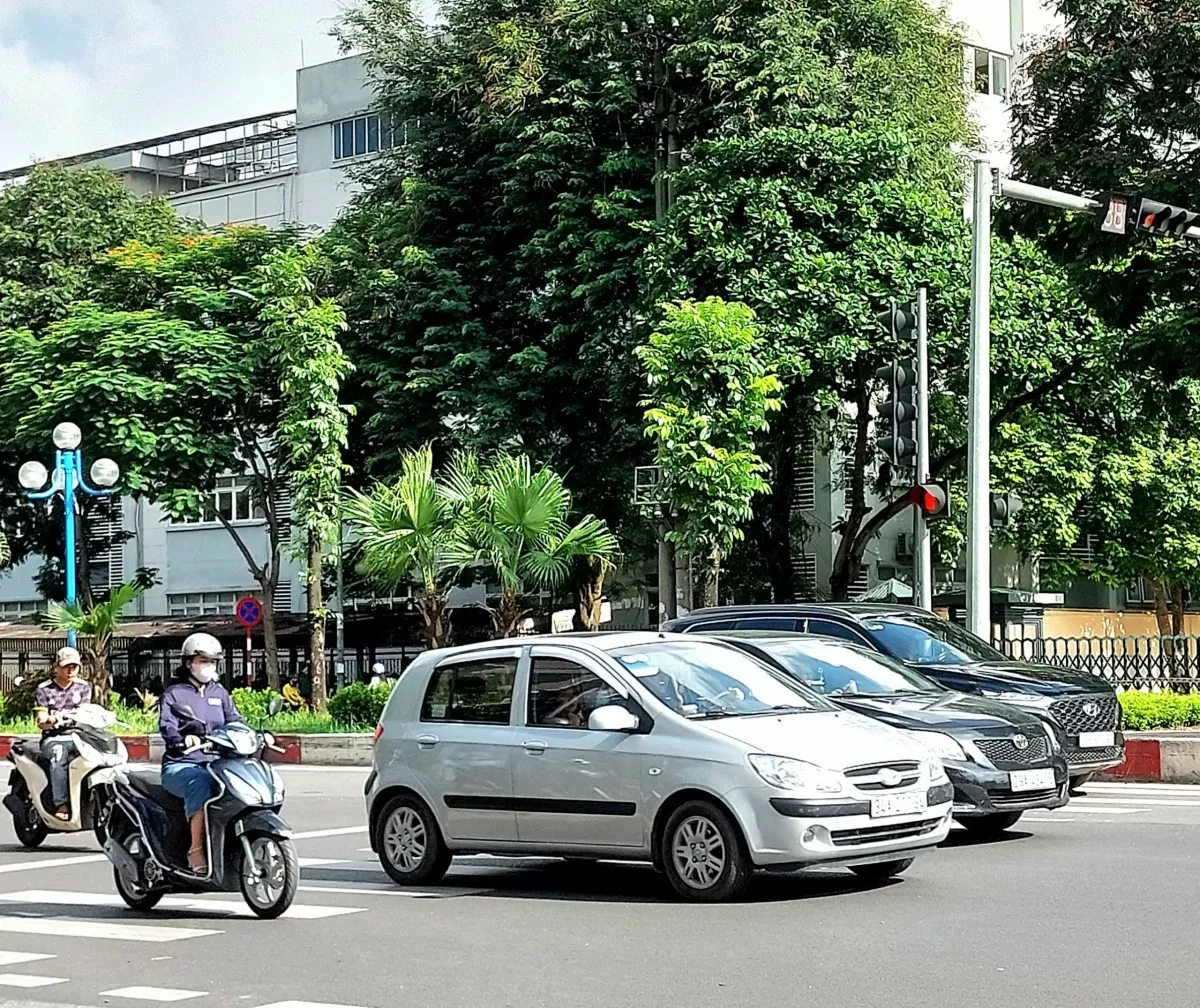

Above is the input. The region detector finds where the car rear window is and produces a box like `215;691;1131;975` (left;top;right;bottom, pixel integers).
420;658;517;724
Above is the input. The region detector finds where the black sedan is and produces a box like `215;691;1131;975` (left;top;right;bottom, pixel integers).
714;632;1070;836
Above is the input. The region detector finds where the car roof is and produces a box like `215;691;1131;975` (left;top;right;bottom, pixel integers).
423;631;688;660
669;604;924;622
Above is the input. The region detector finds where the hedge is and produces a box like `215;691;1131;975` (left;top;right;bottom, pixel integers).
1119;691;1200;731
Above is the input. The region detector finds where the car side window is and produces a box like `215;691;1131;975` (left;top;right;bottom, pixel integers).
734;617;798;631
527;658;621;728
683;619;739;632
420;658;517;724
804;618;870;646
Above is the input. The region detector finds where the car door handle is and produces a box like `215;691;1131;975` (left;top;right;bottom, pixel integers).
416;734;439;748
522;740;547;754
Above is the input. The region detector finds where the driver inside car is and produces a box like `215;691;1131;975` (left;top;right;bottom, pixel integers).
33;646;93;820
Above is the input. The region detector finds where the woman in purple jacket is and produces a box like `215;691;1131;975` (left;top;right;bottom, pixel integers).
159;633;244;873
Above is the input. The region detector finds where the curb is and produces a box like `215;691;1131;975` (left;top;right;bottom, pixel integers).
1097;732;1200;784
0;733;374;767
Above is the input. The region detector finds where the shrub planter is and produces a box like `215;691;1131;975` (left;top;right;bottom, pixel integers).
0;733;373;767
1098;731;1200;784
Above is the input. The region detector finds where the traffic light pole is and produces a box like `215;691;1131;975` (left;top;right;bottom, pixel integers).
966;158;993;640
914;285;932;611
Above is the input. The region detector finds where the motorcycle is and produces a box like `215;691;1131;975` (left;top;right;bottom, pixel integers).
101;697;298;919
4;702;128;849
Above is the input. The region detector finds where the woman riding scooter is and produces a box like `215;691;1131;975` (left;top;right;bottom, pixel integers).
159;633;244;873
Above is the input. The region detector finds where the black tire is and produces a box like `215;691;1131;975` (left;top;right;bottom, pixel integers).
660;800;753;903
849;857;914;881
376;795;452;886
957;811;1023;837
11;792;47;850
1068;773;1093;795
239;833;299;920
113;865;163;911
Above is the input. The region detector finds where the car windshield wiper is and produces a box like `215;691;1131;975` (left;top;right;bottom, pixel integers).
741;704;811;717
686;709;739;719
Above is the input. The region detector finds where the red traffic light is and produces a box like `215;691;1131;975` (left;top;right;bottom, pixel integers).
908;482;949;519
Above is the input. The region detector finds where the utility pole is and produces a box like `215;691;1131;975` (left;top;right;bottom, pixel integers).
966;158;993;640
334;520;345;688
914;285;932;611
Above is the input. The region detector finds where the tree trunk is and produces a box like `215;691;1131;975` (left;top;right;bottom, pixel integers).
830;372;872;600
697;548;721;608
572;557;608;631
493;590;523;638
1151;579;1173;637
306;530;327;710
84;637;110;709
420;593;449;649
1171;582;1186;636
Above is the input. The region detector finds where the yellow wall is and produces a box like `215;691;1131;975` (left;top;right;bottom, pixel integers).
1041;608;1200;638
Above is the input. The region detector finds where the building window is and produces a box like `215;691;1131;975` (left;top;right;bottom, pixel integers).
172;475;264;525
333;114;393;160
970;47;1010;98
168;591;241;617
0;600;46;619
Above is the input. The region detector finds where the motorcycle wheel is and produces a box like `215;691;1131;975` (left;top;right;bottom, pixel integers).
238;832;298;920
112;833;163;911
11;795;47;850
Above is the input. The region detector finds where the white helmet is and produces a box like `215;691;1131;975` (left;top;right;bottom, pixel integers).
182;632;223;661
371;662;386;676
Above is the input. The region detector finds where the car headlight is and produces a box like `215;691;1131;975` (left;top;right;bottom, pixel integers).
908;730;967;761
748;754;844;796
980;689;1031;702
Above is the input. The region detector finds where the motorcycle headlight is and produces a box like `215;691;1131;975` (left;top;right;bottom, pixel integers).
908;730;967;762
748;754;844;796
980;689;1031;702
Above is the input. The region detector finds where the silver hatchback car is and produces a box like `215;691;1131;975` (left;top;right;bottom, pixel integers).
365;633;953;901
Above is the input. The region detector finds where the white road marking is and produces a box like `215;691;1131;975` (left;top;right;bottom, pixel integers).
0;890;365;921
100;986;208;1002
256;1002;375;1008
1024;817;1077;822
1088;782;1200;792
0;952;54;966
0;915;220;943
274;766;369;774
297;883;487;898
297;858;351;867
1058;805;1141;815
291;826;368;840
0;974;67;988
0;854;107;874
1072;796;1200;808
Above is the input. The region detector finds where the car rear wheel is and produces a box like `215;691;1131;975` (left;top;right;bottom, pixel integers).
957;811;1023;837
661;800;753;903
849;858;914;881
376;795;452;887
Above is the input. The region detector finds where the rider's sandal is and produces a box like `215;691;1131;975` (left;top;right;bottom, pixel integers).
187;847;207;873
54;808;69;821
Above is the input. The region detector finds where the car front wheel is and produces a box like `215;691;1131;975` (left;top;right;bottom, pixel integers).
661;800;753;903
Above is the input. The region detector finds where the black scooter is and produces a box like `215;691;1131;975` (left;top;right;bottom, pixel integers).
101;698;297;919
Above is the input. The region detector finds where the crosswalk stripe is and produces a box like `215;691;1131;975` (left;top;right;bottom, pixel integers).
0;890;365;921
0;855;107;875
297;883;488;898
0;952;54;966
0;974;67;988
1088;783;1200;794
297;858;352;867
1072;796;1200;808
291;826;368;840
256;1002;375;1008
1057;805;1141;814
100;986;208;1002
0;915;220;943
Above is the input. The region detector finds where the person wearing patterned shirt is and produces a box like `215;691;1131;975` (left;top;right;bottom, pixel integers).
33;646;93;820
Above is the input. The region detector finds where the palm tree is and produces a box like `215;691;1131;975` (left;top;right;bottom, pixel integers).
342;444;463;649
43;581;145;708
444;452;619;638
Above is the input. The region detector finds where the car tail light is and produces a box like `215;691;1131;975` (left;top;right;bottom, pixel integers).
373;724;384;745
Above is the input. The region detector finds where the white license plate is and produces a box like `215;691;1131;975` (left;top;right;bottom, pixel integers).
869;792;927;818
1077;731;1115;748
1009;768;1057;792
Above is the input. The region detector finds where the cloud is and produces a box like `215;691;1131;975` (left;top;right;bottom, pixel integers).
0;0;348;171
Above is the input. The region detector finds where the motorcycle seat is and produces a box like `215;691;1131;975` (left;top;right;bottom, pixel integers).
126;769;185;813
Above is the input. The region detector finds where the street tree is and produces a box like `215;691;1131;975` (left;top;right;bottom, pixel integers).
636;298;781;605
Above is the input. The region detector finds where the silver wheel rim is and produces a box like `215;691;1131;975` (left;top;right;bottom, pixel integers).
383;806;428;874
244;837;288;909
671;815;726;890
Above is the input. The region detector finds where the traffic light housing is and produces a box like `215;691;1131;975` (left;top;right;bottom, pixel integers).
909;481;950;521
875;301;917;342
990;492;1023;527
1135;198;1200;237
875;359;917;467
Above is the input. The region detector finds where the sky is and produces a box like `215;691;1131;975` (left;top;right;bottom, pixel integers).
0;0;349;171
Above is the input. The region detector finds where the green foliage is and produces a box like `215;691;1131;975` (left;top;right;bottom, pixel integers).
326;681;394;728
231;688;283;723
42;582;143;640
637;297;781;559
1119;691;1200;731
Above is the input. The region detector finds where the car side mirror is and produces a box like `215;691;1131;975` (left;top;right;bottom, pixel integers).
588;705;640;733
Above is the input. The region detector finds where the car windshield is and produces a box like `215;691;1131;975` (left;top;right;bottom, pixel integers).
862;614;1006;666
752;638;946;696
609;640;836;718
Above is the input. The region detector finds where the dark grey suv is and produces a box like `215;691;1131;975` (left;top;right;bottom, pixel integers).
662;604;1125;792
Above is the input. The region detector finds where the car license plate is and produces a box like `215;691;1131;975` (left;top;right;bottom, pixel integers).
1009;768;1057;792
1077;731;1115;748
869;792;926;818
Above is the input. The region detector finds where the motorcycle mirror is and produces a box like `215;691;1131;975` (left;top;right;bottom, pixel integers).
267;696;284;717
171;703;198;720
12;677;22;687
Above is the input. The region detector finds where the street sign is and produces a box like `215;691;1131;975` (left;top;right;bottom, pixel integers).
235;596;264;629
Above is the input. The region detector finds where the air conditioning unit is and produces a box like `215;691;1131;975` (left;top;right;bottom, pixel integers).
895;532;914;562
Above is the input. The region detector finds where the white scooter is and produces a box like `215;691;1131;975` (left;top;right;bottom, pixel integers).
4;704;128;848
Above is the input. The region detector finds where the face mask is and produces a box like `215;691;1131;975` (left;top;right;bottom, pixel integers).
191;662;219;684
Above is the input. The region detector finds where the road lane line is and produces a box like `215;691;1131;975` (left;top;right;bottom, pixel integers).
0;854;107;874
297;858;352;867
0;916;220;943
256;1002;375;1008
0;952;54;966
0;890;365;921
291;826;368;840
100;986;208;1002
1071;796;1200;807
0;975;66;988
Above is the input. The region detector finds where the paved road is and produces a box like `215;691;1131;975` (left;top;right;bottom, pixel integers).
0;770;1193;1008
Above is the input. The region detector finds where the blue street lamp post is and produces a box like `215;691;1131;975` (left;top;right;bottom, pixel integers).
18;423;121;647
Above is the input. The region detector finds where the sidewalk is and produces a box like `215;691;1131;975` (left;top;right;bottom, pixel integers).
0;733;374;767
1098;731;1200;784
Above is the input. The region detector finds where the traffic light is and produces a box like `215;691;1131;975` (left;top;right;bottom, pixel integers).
990;492;1023;527
875;359;917;467
909;481;950;521
875;301;917;342
1135;198;1200;237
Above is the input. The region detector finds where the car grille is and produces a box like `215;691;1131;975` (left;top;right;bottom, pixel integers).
830;817;944;847
844;761;922;791
986;787;1059;809
1049;694;1119;734
1063;743;1125;765
975;735;1050;765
